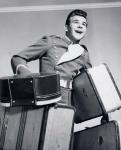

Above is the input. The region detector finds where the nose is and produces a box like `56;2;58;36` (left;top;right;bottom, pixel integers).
77;23;83;29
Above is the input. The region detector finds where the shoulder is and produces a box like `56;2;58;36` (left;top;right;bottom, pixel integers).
42;35;61;40
40;35;62;43
49;35;62;39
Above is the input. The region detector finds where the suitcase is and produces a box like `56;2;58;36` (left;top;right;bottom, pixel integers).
71;64;121;123
73;120;121;150
0;73;61;107
0;104;74;150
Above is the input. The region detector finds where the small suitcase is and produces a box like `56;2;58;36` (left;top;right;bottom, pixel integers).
0;104;74;150
72;64;121;123
0;73;61;107
73;120;121;150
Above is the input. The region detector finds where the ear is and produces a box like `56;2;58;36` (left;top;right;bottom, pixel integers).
64;25;68;32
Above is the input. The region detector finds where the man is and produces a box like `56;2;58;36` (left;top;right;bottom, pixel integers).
11;9;92;105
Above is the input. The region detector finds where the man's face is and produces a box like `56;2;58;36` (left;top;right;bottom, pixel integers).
66;15;87;43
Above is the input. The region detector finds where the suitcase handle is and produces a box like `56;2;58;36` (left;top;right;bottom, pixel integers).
98;136;104;145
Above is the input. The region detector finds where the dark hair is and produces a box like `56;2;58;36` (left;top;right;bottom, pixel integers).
65;9;87;26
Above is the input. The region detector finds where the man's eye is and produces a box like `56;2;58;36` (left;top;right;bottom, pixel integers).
83;22;87;26
73;21;79;24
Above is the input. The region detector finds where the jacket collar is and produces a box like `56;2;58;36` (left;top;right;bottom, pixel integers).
62;36;72;45
62;35;82;46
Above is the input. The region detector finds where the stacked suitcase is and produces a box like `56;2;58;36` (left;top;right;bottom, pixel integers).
72;64;121;150
0;73;75;150
0;63;121;150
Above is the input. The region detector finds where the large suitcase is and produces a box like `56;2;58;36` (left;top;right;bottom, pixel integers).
0;105;74;150
0;73;61;107
72;64;121;123
73;120;121;150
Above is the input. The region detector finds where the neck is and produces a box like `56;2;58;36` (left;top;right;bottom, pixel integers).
66;33;80;44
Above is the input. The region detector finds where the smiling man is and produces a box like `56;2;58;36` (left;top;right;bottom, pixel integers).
65;9;87;43
11;9;92;106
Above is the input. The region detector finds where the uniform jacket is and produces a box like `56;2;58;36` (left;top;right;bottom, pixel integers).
11;35;92;81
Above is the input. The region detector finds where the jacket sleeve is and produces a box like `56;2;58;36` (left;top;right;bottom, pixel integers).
84;51;92;69
11;36;52;74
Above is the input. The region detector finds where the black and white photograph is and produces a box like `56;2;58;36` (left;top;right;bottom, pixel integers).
0;0;121;149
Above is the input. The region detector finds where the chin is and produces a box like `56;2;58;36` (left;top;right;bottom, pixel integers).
74;37;83;42
74;35;84;41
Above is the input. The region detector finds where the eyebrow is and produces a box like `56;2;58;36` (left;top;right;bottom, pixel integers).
72;19;87;24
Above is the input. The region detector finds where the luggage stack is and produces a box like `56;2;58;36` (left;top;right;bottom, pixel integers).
72;64;121;150
0;73;75;150
0;64;121;150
